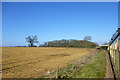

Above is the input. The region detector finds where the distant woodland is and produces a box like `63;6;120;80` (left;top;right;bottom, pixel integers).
39;39;98;48
25;36;98;48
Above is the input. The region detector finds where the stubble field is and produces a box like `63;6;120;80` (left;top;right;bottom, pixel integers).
2;47;94;78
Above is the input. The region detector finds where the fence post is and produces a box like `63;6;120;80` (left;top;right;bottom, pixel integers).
56;66;59;78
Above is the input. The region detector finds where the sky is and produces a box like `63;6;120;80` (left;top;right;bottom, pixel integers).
2;2;118;46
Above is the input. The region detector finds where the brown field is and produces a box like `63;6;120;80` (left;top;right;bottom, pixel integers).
2;47;94;78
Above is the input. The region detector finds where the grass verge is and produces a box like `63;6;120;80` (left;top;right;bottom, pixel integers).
40;50;106;78
75;50;106;78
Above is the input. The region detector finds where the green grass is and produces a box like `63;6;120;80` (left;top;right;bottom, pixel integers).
58;64;73;78
40;50;106;78
74;50;106;78
58;50;106;78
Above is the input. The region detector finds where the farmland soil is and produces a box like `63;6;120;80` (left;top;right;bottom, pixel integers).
2;47;94;78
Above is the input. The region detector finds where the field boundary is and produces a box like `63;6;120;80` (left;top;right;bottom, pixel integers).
40;49;98;78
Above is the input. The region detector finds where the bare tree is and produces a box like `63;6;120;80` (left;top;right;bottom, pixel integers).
26;36;39;47
83;36;92;48
84;36;92;41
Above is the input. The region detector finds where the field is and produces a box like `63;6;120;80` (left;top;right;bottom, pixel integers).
2;47;94;78
48;50;106;78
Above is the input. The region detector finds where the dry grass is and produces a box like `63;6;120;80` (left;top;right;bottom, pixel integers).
2;47;94;78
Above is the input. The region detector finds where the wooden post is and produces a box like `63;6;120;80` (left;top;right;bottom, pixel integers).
56;66;59;78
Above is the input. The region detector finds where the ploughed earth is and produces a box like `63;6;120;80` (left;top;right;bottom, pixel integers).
2;47;94;78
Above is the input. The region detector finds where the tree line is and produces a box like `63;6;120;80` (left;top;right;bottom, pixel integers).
26;36;98;48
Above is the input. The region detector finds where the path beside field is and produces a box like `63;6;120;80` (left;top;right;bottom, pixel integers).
105;51;114;78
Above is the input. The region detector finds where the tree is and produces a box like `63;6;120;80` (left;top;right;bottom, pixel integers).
26;36;39;47
84;36;92;41
83;36;92;48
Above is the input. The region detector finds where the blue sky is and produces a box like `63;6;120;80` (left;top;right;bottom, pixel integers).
2;2;118;46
